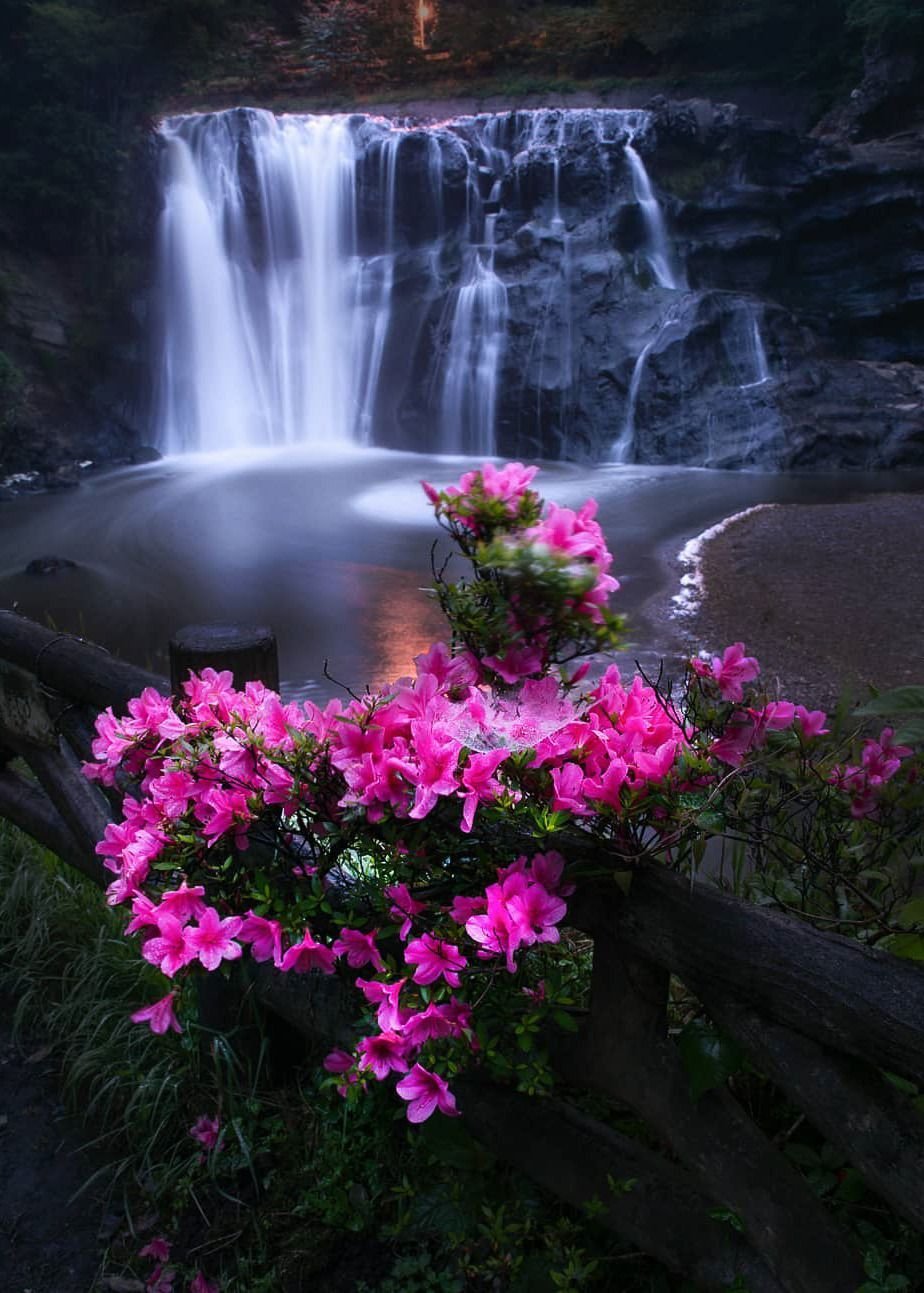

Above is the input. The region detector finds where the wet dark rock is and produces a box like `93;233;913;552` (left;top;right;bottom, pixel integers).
25;555;78;576
130;444;161;465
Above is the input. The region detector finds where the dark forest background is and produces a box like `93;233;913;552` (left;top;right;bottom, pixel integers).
1;0;922;252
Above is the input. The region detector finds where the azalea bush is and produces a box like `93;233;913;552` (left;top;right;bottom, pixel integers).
82;461;924;1125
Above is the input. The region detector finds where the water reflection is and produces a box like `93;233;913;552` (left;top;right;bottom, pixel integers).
1;449;922;698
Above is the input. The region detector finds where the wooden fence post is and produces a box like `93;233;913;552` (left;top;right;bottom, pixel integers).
169;624;279;693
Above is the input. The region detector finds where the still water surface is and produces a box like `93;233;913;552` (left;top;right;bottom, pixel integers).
1;448;920;698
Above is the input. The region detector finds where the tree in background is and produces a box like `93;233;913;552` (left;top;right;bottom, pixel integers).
299;0;416;86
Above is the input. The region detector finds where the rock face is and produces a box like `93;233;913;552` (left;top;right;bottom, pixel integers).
19;84;923;476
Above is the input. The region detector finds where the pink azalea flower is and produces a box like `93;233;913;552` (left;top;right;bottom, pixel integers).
238;913;284;965
356;977;408;1031
141;915;195;978
279;928;337;975
459;748;508;833
396;1064;460;1122
131;992;183;1036
448;894;487;924
711;643;761;702
332;928;386;972
549;763;592;816
157;881;208;924
124;892;160;936
189;1114;220;1150
404;933;467;988
323;1048;354;1074
189;1274;219;1293
184;908;243;972
139;1236;171;1262
483;643;544;685
384;883;426;940
402;1001;456;1047
357;1030;411;1080
146;1266;176;1293
795;705;829;738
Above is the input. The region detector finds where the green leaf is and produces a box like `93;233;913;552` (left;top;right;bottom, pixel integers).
855;687;924;717
895;717;924;746
676;1019;745;1101
552;1010;579;1033
784;1143;820;1168
896;898;924;929
695;810;725;833
885;932;924;961
418;1115;493;1173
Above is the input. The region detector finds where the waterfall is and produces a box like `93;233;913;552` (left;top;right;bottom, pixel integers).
611;305;687;462
439;195;508;457
150;106;711;463
737;309;771;388
622;115;684;291
154;111;359;453
351;132;400;445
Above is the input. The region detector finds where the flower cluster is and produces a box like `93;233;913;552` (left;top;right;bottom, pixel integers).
423;462;624;684
830;727;913;818
83;463;921;1123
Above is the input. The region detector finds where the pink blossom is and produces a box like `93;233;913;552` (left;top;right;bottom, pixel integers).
448;894;487;924
459;748;508;833
710;717;757;768
238;912;283;965
124;892;160;936
189;1114;221;1150
189;1274;219;1293
196;786;252;850
384;883;426;940
402;1002;456;1047
184;908;243;972
332;927;386;972
141;915;195;978
149;770;199;820
131;992;183;1035
549;763;592;816
395;1064;460;1122
357;1031;411;1080
157;881;208;924
795;706;829;738
711;643;761;702
279;928;337;975
406;719;460;820
147;1266;176;1293
356;977;408;1031
483;643;544;685
323;1048;354;1074
404;933;467;988
139;1237;171;1262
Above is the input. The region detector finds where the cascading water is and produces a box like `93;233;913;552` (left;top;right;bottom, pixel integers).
155;111;359;453
623;113;685;292
150;104;776;467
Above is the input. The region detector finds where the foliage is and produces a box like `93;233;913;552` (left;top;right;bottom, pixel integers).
0;824;669;1289
82;461;924;1137
298;0;416;88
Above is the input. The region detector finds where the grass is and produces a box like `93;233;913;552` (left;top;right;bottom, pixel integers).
5;815;919;1290
0;824;658;1291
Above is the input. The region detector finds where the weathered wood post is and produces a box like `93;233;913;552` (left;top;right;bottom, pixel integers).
170;625;280;1049
169;624;280;693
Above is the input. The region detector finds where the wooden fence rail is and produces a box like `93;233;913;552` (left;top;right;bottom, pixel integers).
0;609;922;1291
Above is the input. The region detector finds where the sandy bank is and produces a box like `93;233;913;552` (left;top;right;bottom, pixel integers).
674;492;924;712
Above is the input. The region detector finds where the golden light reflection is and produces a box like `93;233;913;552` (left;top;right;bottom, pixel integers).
339;562;446;687
414;0;437;49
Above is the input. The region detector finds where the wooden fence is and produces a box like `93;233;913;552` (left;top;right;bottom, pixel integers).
0;608;922;1292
